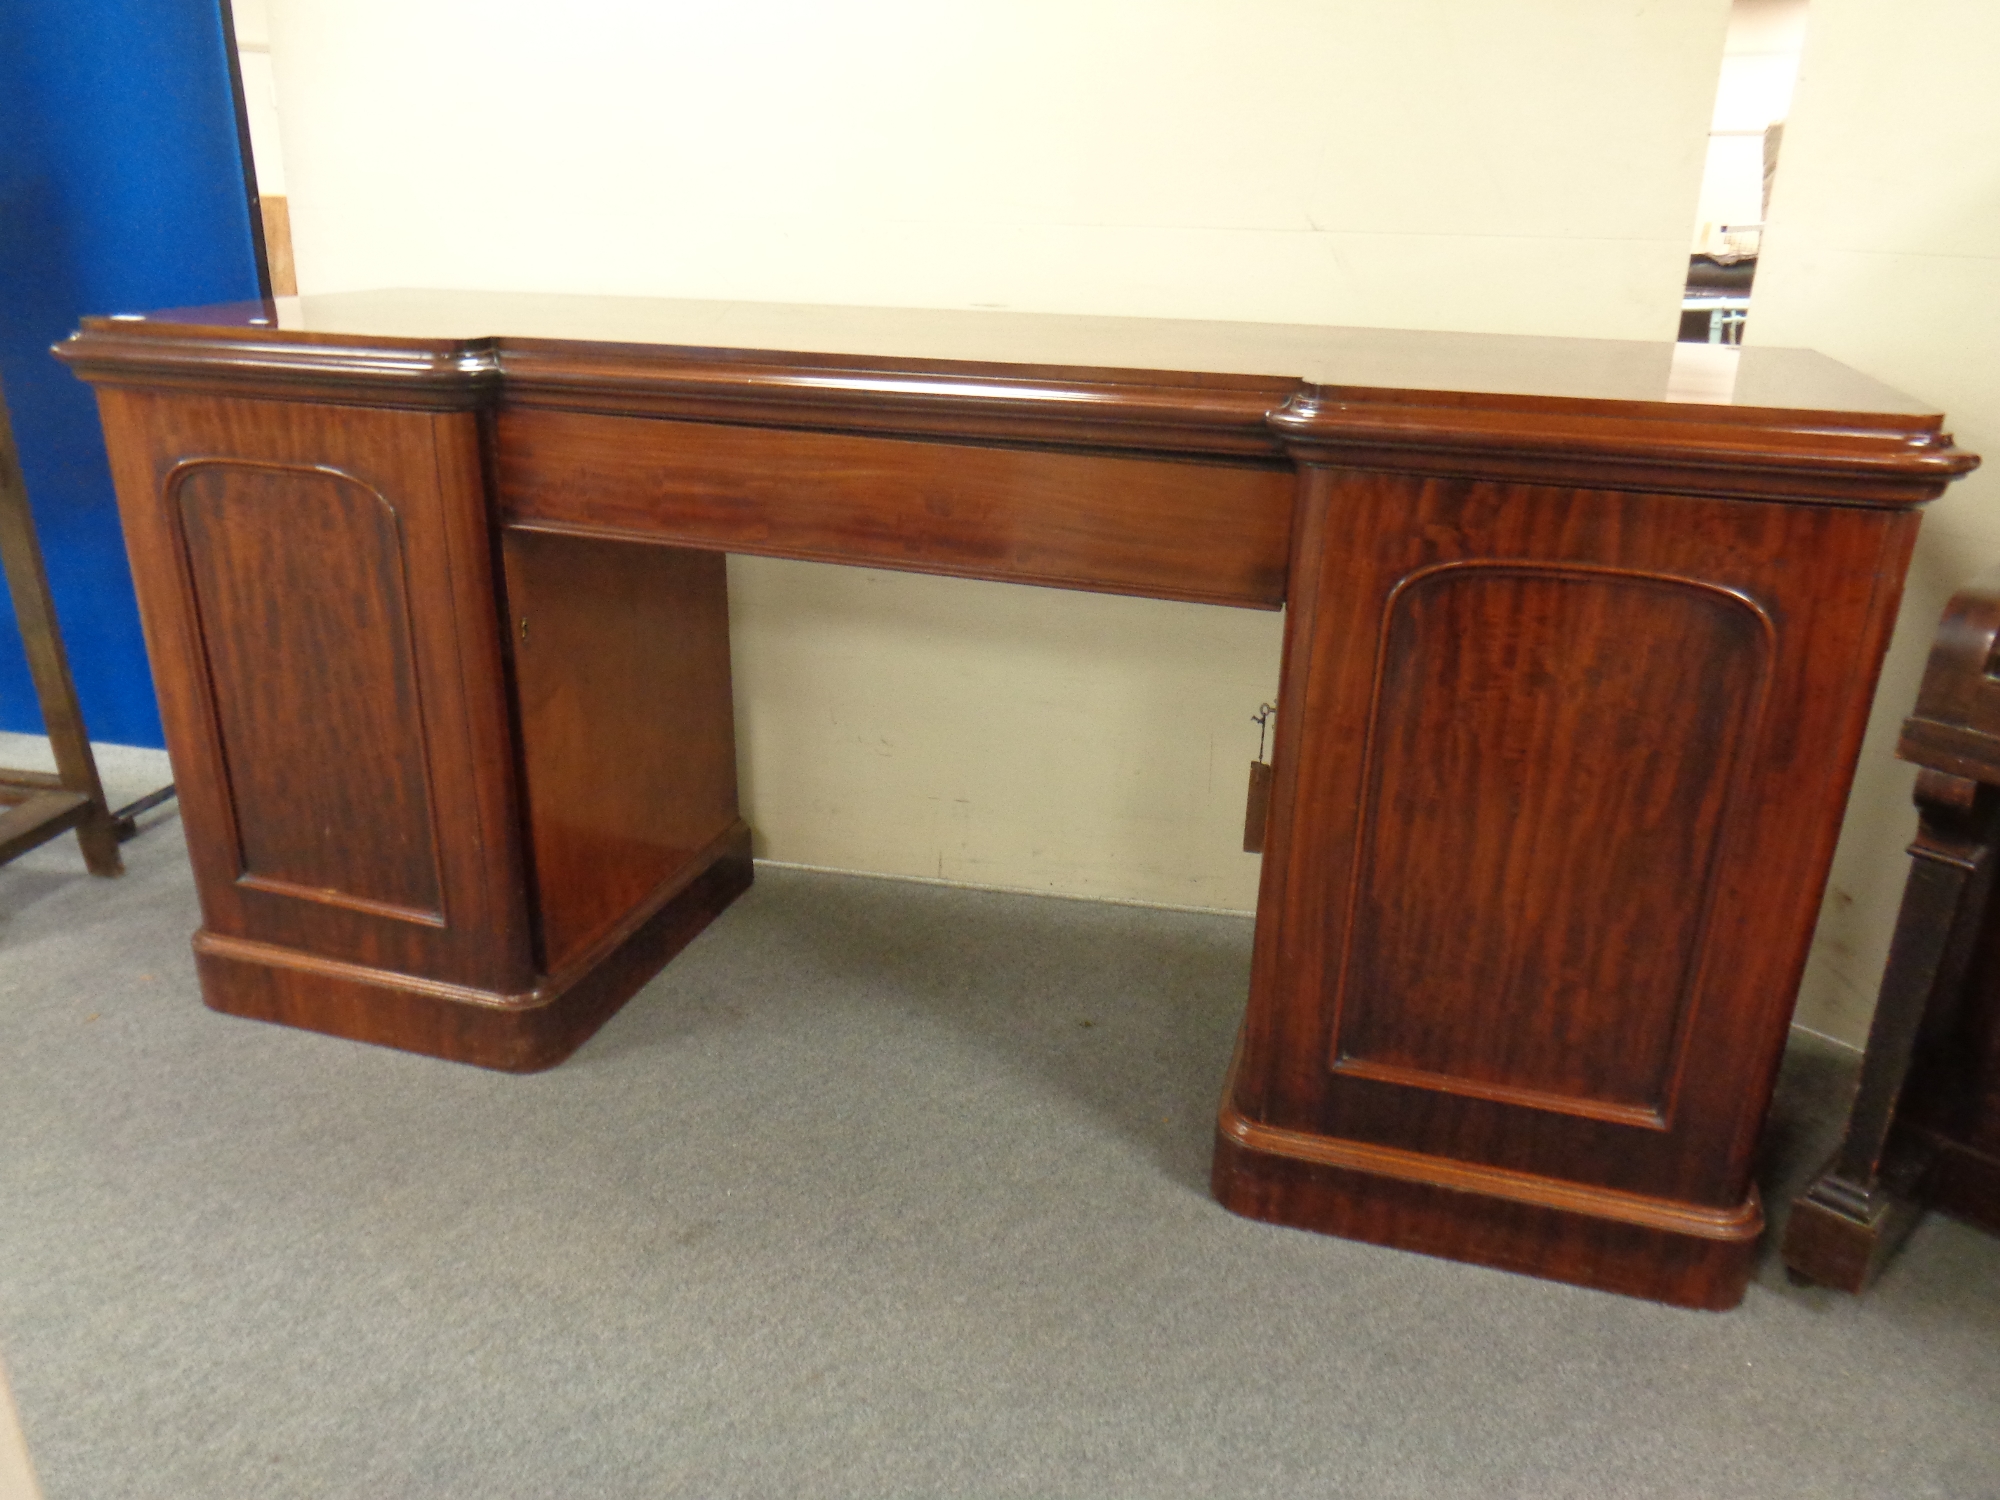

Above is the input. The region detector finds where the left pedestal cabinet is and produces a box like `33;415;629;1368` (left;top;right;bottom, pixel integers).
88;385;748;1069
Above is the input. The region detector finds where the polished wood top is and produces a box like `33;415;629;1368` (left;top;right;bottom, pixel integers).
58;290;1978;506
79;288;1937;415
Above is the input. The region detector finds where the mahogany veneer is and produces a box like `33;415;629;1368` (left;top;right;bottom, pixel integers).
58;291;1978;1307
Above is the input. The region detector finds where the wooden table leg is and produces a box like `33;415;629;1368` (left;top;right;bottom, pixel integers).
1781;769;2000;1290
0;377;122;876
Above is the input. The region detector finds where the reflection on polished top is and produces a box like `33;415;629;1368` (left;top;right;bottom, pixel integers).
88;286;1938;419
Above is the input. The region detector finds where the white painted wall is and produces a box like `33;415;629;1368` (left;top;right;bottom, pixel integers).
263;0;1732;909
1750;0;2000;1043
228;0;285;196
1690;0;1808;254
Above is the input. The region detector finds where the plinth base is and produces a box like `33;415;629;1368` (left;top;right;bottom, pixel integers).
1213;1057;1763;1310
194;822;753;1072
1779;1149;1930;1294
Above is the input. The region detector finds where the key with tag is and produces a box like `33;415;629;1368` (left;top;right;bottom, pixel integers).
1244;701;1276;853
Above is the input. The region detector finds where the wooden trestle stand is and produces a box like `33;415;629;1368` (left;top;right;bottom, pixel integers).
0;378;124;875
55;291;1979;1308
1782;564;2000;1291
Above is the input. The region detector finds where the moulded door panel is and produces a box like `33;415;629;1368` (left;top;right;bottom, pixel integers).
1331;560;1773;1130
92;388;533;994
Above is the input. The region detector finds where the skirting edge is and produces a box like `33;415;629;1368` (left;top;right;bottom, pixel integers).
1212;1053;1762;1310
193;821;753;1071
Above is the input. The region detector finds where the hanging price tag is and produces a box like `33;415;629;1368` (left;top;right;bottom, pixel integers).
1244;702;1276;853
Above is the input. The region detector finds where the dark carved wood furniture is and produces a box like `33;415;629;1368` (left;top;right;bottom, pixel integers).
0;377;123;875
56;291;1978;1309
1782;565;2000;1292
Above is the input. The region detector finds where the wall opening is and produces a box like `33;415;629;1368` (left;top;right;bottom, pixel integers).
1678;0;1810;345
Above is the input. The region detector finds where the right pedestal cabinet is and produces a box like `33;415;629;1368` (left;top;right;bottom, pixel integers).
1216;381;1977;1309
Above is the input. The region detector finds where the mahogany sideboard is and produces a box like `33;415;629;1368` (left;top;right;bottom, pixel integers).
57;291;1979;1309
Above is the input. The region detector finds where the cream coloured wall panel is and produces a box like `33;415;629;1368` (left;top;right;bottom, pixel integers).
263;0;1734;908
730;561;1278;909
229;0;269;48
234;49;285;197
263;218;1700;341
267;0;1726;334
1748;0;2000;1043
1694;134;1770;234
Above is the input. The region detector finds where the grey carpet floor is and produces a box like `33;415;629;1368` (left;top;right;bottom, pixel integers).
3;801;1999;1498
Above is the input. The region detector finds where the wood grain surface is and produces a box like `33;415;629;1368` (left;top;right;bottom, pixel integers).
1219;459;1924;1307
498;410;1293;608
503;530;740;972
61;294;1983;1305
1329;562;1772;1130
175;460;447;922
92;389;535;993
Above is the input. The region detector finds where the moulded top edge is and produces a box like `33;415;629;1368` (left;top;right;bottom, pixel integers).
70;288;1947;426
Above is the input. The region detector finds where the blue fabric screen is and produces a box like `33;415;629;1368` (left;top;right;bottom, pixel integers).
0;0;261;747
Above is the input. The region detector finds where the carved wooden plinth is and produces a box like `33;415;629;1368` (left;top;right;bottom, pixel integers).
1783;566;2000;1292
